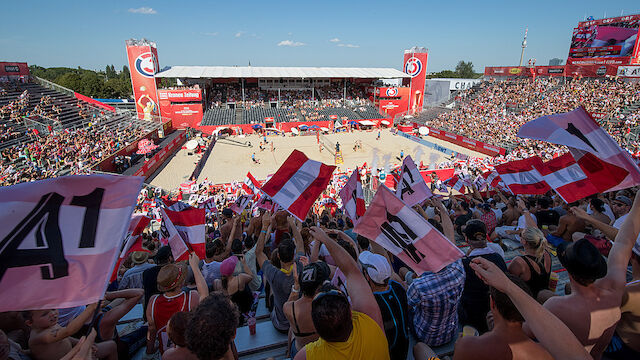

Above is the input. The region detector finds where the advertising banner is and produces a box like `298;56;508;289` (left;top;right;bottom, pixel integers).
426;127;506;156
0;62;30;77
133;131;186;179
158;89;202;102
163;103;203;129
403;49;428;113
125;39;161;121
568;15;640;62
376;87;409;119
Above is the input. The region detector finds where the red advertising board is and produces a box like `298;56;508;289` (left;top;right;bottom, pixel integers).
74;92;115;113
376;87;409;119
426;127;506;156
0;62;30;77
403;50;428;113
125;39;161;121
162;103;203;129
158;89;202;102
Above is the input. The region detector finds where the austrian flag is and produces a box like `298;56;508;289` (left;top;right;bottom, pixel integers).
261;150;336;221
494;157;550;195
243;172;261;197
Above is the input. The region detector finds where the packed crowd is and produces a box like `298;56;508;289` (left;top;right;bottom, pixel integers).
426;78;640;157
3;173;638;360
0;123;149;186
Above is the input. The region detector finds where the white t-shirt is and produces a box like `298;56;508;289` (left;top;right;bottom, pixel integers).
492;208;503;222
587;203;615;224
468;242;505;259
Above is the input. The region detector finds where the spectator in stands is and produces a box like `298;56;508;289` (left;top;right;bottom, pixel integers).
213;255;255;322
407;199;465;347
535;197;560;230
119;251;154;291
185;292;239;360
146;253;208;355
93;289;145;359
142;246;173;315
452;274;553;360
294;226;389;360
507;227;552;300
460;219;507;333
283;261;327;357
219;210;242;245
359;250;410;360
546;201;586;246
162;312;198;360
524;192;640;359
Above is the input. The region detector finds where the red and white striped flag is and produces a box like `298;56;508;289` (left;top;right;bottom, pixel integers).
261;150;336;221
353;186;464;274
481;170;502;188
162;199;192;212
518;107;640;191
319;195;338;208
180;180;196;193
161;207;206;260
446;175;466;192
395;155;432;206
494;157;551;195
160;208;190;262
243;172;261;197
0;174;143;311
110;215;151;282
339;169;366;223
256;192;278;212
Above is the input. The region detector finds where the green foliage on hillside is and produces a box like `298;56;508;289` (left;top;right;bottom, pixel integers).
29;65;133;99
428;61;483;79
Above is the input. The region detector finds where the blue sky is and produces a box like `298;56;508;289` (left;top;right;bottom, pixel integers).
1;0;639;73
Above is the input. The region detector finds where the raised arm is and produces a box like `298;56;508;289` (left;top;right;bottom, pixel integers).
470;258;590;360
433;198;455;243
287;216;305;256
309;226;383;330
571;206;618;241
189;252;209;302
517;198;537;228
36;303;98;345
256;211;272;267
604;193;640;290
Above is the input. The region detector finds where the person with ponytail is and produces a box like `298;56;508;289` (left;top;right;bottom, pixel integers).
508;226;552;299
460;219;508;333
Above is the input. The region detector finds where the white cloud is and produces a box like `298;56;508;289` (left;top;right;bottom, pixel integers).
329;38;341;42
337;43;359;48
235;31;246;38
128;7;157;15
277;40;306;47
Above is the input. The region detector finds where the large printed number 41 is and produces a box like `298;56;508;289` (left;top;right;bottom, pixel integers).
0;188;104;282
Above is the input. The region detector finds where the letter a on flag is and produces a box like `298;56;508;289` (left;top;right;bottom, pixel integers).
0;174;143;311
353;186;463;274
338;169;366;223
395;155;432;206
160;208;191;262
261;150;336;221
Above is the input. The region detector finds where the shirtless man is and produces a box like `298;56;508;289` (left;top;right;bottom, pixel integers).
548;201;586;244
524;192;640;359
453;274;552;360
24;303;117;360
219;209;242;243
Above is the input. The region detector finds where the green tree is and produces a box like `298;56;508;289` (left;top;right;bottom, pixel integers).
105;65;117;80
455;61;475;78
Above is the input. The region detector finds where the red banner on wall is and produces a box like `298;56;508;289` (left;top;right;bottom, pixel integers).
163;103;203;129
134;131;186;178
426;127;506;156
0;62;30;77
74;92;115;113
125;39;161;121
403;50;428;113
376;87;409;119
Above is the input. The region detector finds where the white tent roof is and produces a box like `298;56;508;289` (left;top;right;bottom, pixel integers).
155;66;409;79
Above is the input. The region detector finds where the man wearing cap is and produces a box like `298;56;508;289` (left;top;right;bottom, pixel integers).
119;251;154;291
142;246;173;314
525;193;640;359
359;250;409;360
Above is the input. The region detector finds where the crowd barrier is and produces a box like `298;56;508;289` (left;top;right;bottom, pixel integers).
424;126;506;157
133;131;187;179
198;119;389;135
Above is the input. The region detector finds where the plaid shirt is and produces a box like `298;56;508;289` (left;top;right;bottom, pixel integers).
407;260;465;346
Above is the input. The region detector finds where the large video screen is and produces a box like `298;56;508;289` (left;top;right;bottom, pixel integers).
568;15;640;59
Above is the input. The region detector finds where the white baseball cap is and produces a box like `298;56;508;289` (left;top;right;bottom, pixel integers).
358;251;392;284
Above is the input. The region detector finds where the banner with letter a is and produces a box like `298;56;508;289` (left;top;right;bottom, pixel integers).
395;155;432;206
354;186;463;274
0;175;143;311
261;150;336;221
338;169;366;223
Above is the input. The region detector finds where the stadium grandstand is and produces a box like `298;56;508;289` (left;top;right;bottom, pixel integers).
3;10;640;360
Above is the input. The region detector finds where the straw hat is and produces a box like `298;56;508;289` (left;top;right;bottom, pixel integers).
131;251;149;265
157;263;188;292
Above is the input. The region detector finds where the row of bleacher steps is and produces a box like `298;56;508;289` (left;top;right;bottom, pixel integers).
242;108;296;124
201;108;236;126
353;105;388;119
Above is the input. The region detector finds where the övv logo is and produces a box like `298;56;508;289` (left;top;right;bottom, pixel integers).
404;57;422;78
386;87;398;97
135;52;157;78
